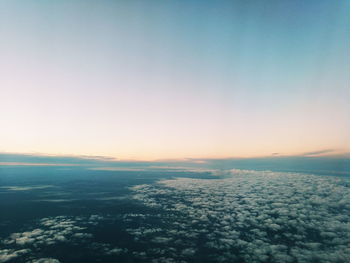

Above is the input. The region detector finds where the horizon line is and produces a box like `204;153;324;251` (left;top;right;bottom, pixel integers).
0;150;349;164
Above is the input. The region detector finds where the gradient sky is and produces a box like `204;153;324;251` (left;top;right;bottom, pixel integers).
1;0;349;160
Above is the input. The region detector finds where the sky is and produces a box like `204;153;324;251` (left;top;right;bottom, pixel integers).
0;0;349;160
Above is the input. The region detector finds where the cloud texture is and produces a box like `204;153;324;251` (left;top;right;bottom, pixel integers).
130;170;350;262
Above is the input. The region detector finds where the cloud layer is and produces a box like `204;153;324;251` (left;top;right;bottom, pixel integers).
130;170;350;262
1;169;349;262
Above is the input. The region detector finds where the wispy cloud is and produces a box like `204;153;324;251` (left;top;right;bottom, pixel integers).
0;185;54;191
302;149;336;157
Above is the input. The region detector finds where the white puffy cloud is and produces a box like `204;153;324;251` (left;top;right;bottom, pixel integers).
0;249;30;263
0;215;105;262
104;247;128;255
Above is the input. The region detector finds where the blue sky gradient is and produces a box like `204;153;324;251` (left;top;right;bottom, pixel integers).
1;0;349;159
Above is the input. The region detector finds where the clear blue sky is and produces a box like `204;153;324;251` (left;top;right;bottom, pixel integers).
1;0;349;159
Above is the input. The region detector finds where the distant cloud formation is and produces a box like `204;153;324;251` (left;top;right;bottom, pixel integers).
1;152;350;177
302;149;336;157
